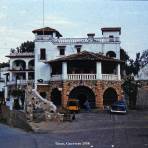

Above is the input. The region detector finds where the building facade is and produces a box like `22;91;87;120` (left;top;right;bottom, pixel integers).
33;27;123;109
5;51;34;100
0;67;9;100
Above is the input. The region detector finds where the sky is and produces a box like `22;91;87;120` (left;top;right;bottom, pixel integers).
0;0;148;62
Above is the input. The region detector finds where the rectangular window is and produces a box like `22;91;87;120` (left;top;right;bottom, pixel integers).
109;35;114;42
77;48;81;53
40;48;46;60
59;48;65;55
75;45;82;53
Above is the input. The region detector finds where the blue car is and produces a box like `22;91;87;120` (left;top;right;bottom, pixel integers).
110;100;127;114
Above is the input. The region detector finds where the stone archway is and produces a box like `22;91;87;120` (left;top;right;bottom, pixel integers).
69;86;96;108
103;87;118;106
51;88;62;106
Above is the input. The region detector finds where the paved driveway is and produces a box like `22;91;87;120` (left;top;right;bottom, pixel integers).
0;110;148;148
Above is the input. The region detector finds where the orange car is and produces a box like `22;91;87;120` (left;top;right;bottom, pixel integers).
66;99;80;113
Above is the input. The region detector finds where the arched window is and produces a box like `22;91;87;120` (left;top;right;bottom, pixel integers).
69;86;96;108
12;60;26;70
106;51;116;58
103;87;118;106
51;88;62;106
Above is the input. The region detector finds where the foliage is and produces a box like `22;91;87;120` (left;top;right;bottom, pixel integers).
122;76;140;109
11;41;34;53
133;52;141;75
11;89;25;110
11;89;23;97
120;48;130;62
0;62;9;68
120;48;141;75
127;49;148;75
140;49;148;68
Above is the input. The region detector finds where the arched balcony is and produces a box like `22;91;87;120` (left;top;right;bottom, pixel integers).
8;59;35;84
12;60;26;71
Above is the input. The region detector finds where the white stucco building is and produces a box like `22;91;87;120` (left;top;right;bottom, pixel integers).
32;26;123;109
33;27;121;85
0;67;9;99
5;51;34;99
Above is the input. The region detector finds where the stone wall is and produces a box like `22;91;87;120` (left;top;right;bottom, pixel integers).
137;85;148;108
37;80;122;110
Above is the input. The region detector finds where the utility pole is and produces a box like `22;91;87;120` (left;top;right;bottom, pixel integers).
43;0;45;35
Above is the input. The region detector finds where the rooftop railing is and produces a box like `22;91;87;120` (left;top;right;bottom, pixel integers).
8;52;34;57
35;35;120;44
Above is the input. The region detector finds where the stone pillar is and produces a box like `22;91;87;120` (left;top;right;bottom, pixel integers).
62;82;68;107
96;62;102;80
117;64;121;80
95;81;104;110
62;62;68;80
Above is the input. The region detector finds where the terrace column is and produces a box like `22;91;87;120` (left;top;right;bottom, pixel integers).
4;86;8;101
26;72;28;81
117;64;121;80
26;61;29;70
9;73;12;81
96;62;102;80
10;61;13;69
62;62;68;80
48;64;52;80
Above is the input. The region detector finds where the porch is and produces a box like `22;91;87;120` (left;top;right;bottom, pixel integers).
48;59;121;81
40;51;122;83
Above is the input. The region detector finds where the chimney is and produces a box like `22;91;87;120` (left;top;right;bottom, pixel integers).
87;33;95;41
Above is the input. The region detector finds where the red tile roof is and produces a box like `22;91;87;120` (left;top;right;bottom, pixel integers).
101;27;121;35
32;27;62;37
46;51;124;63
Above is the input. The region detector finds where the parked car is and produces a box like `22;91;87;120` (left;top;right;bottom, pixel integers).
66;98;80;113
110;100;127;114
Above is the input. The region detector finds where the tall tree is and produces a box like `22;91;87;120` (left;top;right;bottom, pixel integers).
133;52;141;75
140;49;148;68
0;62;9;68
16;41;34;53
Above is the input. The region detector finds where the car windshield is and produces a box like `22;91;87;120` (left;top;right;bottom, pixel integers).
112;105;126;111
68;101;78;106
114;101;126;106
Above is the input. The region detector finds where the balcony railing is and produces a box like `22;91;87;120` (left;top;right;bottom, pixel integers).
50;74;119;81
52;37;120;44
68;74;96;80
35;35;120;44
8;52;34;57
35;35;53;40
50;75;62;81
9;69;34;72
102;74;118;81
7;80;34;85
